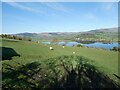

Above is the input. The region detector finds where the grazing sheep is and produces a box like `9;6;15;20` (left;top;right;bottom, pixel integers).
62;46;65;48
73;52;75;54
50;46;54;50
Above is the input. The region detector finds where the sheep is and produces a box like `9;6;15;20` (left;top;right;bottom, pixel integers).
73;52;75;54
62;46;65;48
50;46;54;50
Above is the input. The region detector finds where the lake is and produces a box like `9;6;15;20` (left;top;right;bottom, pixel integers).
41;41;118;50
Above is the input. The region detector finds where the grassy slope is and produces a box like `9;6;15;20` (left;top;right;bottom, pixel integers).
1;39;119;82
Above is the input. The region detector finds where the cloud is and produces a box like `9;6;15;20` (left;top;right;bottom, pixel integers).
41;2;70;13
5;1;70;15
5;1;46;14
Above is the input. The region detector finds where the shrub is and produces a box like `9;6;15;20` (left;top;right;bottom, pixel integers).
77;44;82;47
28;38;32;41
111;47;120;52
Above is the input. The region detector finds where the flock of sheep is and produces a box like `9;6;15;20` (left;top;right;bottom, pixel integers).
49;46;76;54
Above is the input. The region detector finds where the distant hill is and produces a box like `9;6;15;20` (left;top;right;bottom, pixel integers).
13;27;118;41
88;28;117;33
14;32;79;41
76;27;118;41
16;32;37;37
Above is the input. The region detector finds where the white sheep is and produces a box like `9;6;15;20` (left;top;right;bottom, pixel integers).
62;46;65;48
50;46;54;50
73;52;75;54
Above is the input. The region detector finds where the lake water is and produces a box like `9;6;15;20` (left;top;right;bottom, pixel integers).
41;41;118;50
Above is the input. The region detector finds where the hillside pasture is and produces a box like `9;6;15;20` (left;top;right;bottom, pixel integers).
1;39;120;88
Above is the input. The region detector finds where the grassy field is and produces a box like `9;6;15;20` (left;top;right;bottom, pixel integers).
1;39;119;88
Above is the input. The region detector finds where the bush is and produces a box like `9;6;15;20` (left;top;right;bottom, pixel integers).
77;44;82;47
18;37;22;40
111;47;120;52
28;38;32;41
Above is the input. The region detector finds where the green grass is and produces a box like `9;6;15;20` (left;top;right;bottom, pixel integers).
2;55;120;88
1;39;119;88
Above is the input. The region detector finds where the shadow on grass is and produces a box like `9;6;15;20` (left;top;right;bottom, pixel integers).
114;74;120;79
2;62;41;88
2;55;120;89
1;47;20;60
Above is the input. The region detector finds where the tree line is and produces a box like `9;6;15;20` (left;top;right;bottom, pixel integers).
0;34;32;41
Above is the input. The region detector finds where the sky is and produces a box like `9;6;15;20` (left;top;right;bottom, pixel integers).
2;2;118;34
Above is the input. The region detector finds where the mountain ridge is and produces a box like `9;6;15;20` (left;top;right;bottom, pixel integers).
15;27;118;35
13;27;118;41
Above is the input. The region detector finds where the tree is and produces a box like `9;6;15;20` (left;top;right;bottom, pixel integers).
77;44;82;47
1;34;4;38
111;47;120;52
4;34;7;38
18;37;22;40
13;35;17;39
0;34;32;41
28;37;32;41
